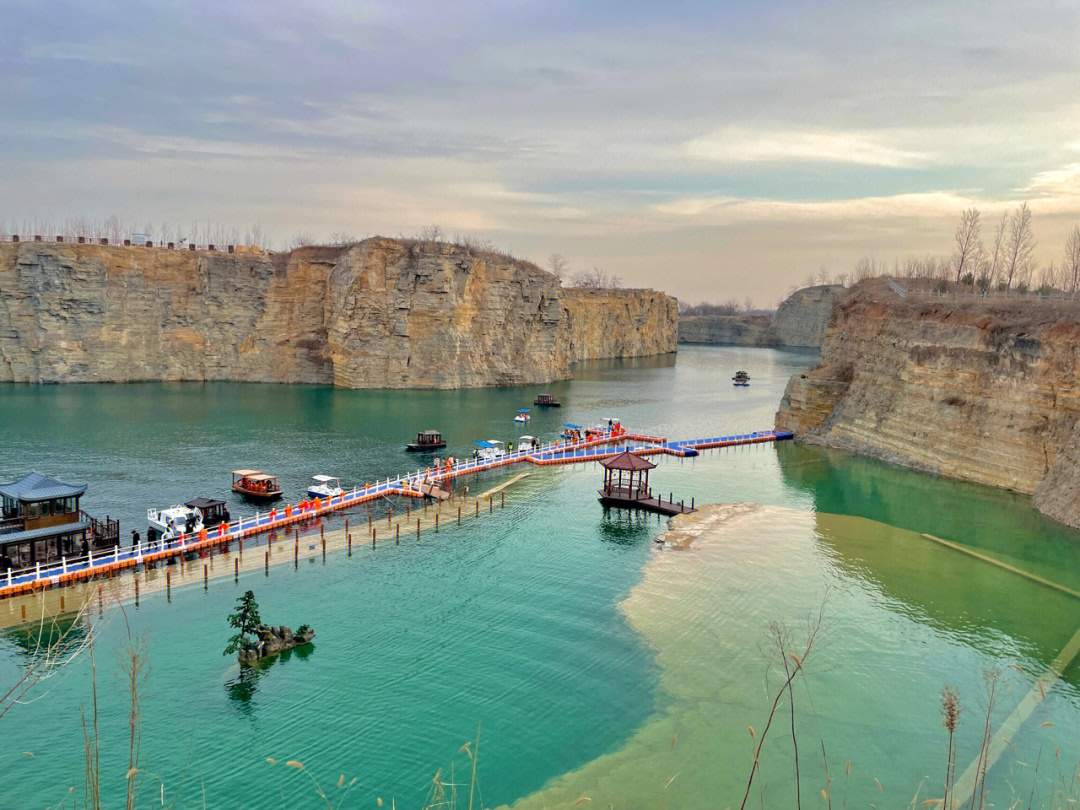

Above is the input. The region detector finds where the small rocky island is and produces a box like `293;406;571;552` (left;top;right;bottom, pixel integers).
224;590;314;666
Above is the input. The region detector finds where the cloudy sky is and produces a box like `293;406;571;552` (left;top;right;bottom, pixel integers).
2;0;1079;304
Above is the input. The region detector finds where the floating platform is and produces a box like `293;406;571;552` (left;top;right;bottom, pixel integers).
598;490;695;516
0;428;792;598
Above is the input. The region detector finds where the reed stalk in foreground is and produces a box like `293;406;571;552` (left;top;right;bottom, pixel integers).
941;685;962;809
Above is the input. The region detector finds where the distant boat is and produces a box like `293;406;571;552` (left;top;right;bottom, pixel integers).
514;408;531;423
406;430;446;452
534;393;562;407
562;423;583;441
232;470;283;501
307;475;344;499
733;371;750;387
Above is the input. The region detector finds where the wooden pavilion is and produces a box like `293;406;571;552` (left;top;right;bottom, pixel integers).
597;451;695;516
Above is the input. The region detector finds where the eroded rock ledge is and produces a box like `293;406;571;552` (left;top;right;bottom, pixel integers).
775;277;1080;527
0;239;677;388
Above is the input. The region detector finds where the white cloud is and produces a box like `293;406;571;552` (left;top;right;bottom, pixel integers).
683;126;933;168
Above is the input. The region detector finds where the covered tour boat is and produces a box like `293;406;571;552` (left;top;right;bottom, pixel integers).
733;370;750;387
514;408;531;423
406;430;447;452
147;504;204;542
307;475;344;499
534;393;562;407
562;423;583;441
185;497;230;528
231;470;283;501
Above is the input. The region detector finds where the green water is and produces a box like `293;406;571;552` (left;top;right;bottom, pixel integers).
3;345;1080;809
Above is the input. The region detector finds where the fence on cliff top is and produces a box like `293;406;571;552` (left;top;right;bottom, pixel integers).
887;279;1080;304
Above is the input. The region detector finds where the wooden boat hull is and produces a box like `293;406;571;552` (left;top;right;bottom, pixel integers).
534;401;561;407
406;441;446;451
232;484;282;501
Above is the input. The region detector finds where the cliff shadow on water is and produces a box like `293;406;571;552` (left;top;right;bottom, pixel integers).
777;440;1080;594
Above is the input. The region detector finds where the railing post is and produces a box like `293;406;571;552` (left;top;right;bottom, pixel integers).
62;556;67;574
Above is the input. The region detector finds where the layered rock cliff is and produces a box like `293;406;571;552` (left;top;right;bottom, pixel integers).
678;314;780;346
774;284;845;347
775;277;1080;527
677;284;844;348
563;288;678;361
0;239;676;389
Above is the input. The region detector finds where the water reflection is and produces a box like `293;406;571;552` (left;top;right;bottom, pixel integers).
224;643;316;716
596;509;658;546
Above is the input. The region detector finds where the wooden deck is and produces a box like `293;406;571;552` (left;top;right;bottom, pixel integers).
597;488;695;516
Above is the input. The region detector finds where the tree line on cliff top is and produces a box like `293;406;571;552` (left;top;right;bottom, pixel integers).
849;204;1080;296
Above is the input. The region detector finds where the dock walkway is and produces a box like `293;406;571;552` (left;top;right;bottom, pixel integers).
0;428;792;598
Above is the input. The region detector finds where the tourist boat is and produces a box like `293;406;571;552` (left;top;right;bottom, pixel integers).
406;430;447;452
562;423;583;441
586;417;620;439
517;434;541;451
733;370;750;387
147;504;204;542
307;475;344;499
514;408;531;423
472;440;506;462
231;470;283;501
534;393;562;407
185;497;230;528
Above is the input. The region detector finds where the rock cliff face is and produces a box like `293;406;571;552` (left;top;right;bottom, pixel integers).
563;288;678;361
775;278;1080;527
677;284;844;348
774;284;845;347
678;314;780;346
0;239;676;388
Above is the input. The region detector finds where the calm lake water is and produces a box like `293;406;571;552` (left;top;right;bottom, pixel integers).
3;345;1080;809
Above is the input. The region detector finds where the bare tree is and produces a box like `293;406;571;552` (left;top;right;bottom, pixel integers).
815;265;830;285
1038;261;1059;293
952;208;981;282
548;253;567;281
853;257;874;282
1002;202;1036;289
1063;225;1080;293
328;232;357;246
419;224;443;242
290;232;315;249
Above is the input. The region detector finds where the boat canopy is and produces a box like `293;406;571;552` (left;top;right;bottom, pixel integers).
602;416;620;423
232;469;261;476
516;408;530;413
418;429;442;437
562;423;582;429
311;475;339;483
473;440;496;448
185;497;225;510
517;435;535;442
247;473;277;482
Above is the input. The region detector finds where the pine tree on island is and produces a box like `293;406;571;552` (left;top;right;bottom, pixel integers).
224;590;263;657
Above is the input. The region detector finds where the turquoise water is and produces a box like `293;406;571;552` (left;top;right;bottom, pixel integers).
3;345;1080;808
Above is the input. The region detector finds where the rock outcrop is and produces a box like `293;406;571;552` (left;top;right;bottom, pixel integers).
0;239;677;388
563;288;678;361
238;624;315;665
678;314;780;346
677;284;844;348
775;277;1080;527
774;284;846;347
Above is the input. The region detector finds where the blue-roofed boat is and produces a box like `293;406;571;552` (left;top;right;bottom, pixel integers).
561;423;583;440
472;439;506;462
514;408;531;423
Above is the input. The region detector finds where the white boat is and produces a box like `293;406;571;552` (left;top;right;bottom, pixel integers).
147;504;204;541
517;434;540;451
307;475;344;499
514;408;531;423
473;439;506;462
